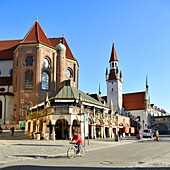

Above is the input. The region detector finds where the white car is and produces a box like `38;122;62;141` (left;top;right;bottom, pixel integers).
143;129;153;138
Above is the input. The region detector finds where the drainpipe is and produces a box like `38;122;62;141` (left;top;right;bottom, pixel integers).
4;95;6;125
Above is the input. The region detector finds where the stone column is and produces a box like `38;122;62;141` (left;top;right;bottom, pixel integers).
103;126;106;138
91;125;93;139
101;126;104;138
68;125;72;140
52;125;55;140
94;125;96;139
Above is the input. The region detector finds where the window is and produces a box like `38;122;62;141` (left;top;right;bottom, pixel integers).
43;57;50;69
25;56;34;66
41;71;49;90
0;100;2;119
65;68;73;78
25;70;33;89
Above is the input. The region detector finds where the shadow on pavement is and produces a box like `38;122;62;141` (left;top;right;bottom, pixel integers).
13;144;64;147
139;139;169;143
0;131;32;140
1;165;170;170
13;155;67;159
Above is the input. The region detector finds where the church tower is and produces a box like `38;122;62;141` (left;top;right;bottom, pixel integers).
144;76;150;109
106;43;123;114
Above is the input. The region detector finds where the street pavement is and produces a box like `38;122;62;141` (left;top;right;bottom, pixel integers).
0;130;138;168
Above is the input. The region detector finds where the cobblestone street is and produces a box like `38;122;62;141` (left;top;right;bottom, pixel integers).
0;130;137;166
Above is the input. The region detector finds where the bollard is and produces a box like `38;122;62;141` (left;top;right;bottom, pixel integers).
37;134;41;140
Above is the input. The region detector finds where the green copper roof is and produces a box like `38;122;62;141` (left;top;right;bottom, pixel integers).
51;84;107;108
56;43;66;51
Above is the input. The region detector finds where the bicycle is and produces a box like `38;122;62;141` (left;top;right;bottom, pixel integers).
67;143;85;159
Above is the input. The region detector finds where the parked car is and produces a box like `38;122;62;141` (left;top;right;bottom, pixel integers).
143;129;153;138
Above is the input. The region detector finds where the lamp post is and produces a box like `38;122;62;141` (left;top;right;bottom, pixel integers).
142;120;145;129
79;93;85;146
115;112;118;142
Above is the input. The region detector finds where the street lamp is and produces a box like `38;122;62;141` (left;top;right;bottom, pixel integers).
142;120;145;129
78;93;86;146
115;112;119;142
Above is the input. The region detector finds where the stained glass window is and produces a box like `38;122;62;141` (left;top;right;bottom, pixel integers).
41;71;49;90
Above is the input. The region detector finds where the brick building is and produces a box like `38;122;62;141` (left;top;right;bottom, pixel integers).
0;20;78;127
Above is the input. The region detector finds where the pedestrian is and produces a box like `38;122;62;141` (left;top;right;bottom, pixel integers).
136;129;140;139
10;127;14;136
155;129;159;141
0;125;3;134
118;131;122;140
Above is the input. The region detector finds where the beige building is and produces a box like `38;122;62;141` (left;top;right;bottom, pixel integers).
26;80;131;140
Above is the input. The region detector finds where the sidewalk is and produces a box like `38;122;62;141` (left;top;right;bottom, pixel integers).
0;131;138;166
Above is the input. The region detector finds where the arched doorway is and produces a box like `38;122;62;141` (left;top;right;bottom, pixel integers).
55;119;68;139
72;119;80;135
105;120;110;138
96;119;102;138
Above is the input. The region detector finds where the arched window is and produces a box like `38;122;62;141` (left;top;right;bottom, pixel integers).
41;71;49;90
65;67;73;78
0;100;2;119
25;56;34;66
25;70;33;89
43;57;50;69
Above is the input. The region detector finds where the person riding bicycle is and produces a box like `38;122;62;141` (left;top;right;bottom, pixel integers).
70;131;83;156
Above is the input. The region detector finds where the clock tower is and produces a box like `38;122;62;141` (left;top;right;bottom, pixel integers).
105;43;123;114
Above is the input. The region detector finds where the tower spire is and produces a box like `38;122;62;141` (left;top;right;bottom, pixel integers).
109;43;118;63
146;76;149;89
99;84;101;95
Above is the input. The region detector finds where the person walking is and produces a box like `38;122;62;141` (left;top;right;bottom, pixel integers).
0;125;3;134
155;129;159;141
10;127;14;136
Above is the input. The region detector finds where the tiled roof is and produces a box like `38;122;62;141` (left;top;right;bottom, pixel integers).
88;93;105;103
20;21;52;47
123;92;146;110
109;43;118;62
0;40;21;60
0;22;76;61
101;95;107;104
0;77;12;85
49;37;76;61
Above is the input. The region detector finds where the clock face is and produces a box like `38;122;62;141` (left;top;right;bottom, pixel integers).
43;58;49;68
65;69;72;78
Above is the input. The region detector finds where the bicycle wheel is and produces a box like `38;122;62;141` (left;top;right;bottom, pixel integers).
80;147;85;157
67;147;76;159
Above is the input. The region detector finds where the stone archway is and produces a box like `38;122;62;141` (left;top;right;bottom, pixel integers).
105;120;110;138
72;119;80;135
88;117;93;139
55;119;68;139
96;119;102;138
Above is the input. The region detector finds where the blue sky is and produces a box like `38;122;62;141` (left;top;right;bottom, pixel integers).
0;0;170;113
